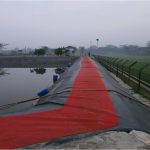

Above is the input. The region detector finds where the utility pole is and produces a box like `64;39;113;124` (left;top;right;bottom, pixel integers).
89;40;92;57
96;39;99;48
90;40;92;47
24;46;27;57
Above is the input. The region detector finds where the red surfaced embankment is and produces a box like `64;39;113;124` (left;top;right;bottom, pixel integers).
0;57;119;148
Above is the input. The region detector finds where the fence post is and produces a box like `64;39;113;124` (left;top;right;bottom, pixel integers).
113;58;119;74
128;61;137;81
109;57;113;72
116;59;123;76
106;56;110;69
112;58;119;73
121;60;129;77
138;64;149;89
108;57;113;71
102;56;105;67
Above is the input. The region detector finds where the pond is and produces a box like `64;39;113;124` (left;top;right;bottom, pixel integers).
0;68;56;105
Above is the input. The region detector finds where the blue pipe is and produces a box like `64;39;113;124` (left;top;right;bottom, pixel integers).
37;88;49;97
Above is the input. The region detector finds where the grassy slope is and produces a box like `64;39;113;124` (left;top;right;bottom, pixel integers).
95;55;150;99
110;56;150;83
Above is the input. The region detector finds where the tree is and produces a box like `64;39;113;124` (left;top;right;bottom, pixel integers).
105;45;118;48
34;46;48;56
0;43;8;50
54;48;64;56
33;68;46;74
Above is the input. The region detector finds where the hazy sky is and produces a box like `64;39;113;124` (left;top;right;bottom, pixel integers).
0;0;150;49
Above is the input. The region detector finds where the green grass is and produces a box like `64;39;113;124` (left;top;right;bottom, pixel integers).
117;71;150;100
94;55;150;99
109;56;150;83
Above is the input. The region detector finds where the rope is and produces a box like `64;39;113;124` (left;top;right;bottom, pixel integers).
0;89;143;111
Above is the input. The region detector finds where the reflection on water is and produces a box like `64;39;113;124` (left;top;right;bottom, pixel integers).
0;68;55;105
30;68;47;74
0;68;9;76
55;67;65;74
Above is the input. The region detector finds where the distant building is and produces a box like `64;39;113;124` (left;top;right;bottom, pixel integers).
63;46;76;56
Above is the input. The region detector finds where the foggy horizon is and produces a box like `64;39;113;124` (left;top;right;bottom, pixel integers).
0;0;150;50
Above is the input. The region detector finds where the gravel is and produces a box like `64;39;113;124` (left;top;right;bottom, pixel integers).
21;130;150;149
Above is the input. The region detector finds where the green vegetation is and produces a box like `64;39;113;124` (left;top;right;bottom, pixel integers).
109;56;150;83
54;48;64;56
0;43;8;51
94;55;150;99
90;42;150;56
34;46;48;56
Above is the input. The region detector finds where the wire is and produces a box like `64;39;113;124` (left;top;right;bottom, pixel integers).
0;88;145;111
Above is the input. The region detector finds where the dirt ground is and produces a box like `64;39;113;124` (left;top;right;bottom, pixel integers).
22;130;150;149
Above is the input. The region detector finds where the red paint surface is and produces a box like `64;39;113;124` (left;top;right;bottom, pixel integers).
0;57;119;148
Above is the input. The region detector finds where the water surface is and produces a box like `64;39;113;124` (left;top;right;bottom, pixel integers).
0;68;55;105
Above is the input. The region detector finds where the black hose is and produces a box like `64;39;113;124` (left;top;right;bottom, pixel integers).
0;88;149;111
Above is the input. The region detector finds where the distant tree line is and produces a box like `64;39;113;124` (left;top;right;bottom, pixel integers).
34;46;49;56
54;48;64;56
33;47;65;56
90;42;150;56
1;41;150;56
0;43;8;50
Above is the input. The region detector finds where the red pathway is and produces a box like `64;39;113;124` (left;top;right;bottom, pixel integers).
0;57;119;148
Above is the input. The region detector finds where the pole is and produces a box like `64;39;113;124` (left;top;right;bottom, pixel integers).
90;40;92;47
96;39;99;48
